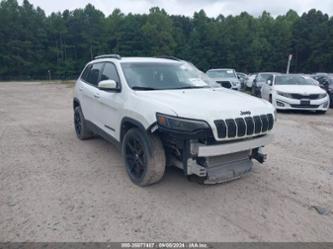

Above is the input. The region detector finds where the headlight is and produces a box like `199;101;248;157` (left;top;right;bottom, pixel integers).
277;91;292;98
156;113;209;132
318;93;328;99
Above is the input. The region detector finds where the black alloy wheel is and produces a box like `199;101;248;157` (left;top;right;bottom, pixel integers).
125;135;147;181
74;109;82;136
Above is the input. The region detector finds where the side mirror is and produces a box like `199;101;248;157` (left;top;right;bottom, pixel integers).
98;80;118;91
267;80;272;86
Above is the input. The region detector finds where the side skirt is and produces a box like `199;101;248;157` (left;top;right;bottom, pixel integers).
86;120;121;150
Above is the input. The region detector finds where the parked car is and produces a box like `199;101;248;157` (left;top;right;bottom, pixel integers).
236;72;248;89
206;68;241;90
252;72;281;97
313;75;333;107
73;55;276;186
245;73;257;89
261;74;329;113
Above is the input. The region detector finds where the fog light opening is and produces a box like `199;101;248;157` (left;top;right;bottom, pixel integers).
276;101;285;107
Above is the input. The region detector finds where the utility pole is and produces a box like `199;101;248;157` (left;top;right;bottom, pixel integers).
286;54;293;74
48;70;51;81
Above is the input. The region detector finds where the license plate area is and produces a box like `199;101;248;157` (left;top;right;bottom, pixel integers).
300;100;310;105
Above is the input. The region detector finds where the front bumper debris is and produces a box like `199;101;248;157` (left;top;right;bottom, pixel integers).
190;134;273;157
169;135;272;184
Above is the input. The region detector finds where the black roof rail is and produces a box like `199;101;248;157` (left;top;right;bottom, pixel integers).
156;56;182;61
95;54;121;60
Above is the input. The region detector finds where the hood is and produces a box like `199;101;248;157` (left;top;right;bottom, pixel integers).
135;88;274;120
274;85;326;94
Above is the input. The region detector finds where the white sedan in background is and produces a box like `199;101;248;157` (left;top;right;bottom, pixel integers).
261;74;330;113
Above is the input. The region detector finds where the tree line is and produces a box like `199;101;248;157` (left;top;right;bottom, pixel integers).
0;0;332;80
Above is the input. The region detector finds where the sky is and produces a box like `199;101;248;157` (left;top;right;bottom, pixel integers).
19;0;333;17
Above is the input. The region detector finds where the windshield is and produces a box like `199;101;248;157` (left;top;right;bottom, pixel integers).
258;74;274;82
275;75;315;85
302;76;318;85
207;69;236;79
121;62;213;90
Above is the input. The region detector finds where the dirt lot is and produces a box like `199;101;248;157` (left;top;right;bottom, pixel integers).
0;82;332;242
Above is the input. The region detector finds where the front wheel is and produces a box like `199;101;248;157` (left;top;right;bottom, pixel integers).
122;128;166;186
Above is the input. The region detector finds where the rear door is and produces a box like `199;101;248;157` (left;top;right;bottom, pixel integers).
261;75;274;100
79;62;104;123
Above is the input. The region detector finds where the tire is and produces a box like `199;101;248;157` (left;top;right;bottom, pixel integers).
122;128;166;186
74;106;94;140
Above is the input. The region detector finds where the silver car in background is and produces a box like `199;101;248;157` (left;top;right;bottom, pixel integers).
206;68;241;90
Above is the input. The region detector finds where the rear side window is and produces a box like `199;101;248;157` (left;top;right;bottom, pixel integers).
81;65;91;82
81;63;104;86
100;63;120;83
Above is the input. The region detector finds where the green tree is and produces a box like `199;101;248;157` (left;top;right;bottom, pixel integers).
141;7;176;56
1;0;333;80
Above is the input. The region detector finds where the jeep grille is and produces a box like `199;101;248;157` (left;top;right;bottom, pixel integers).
214;114;274;139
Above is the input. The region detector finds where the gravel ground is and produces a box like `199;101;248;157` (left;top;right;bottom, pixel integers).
0;82;332;242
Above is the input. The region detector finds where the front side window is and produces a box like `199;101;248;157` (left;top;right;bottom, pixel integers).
83;63;104;86
100;63;120;83
121;62;211;90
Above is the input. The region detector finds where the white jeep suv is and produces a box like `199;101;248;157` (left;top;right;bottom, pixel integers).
73;55;276;186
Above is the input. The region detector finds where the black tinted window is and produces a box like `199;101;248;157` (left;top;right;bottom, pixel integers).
81;65;91;82
84;63;103;86
100;63;120;83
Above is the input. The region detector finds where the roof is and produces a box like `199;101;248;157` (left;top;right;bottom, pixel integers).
92;57;181;64
207;68;235;71
258;72;281;75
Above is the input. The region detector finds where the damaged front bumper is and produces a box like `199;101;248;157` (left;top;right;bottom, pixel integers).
168;133;273;184
189;135;272;184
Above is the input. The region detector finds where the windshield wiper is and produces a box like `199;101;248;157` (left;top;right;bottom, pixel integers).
131;86;159;91
172;86;209;90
